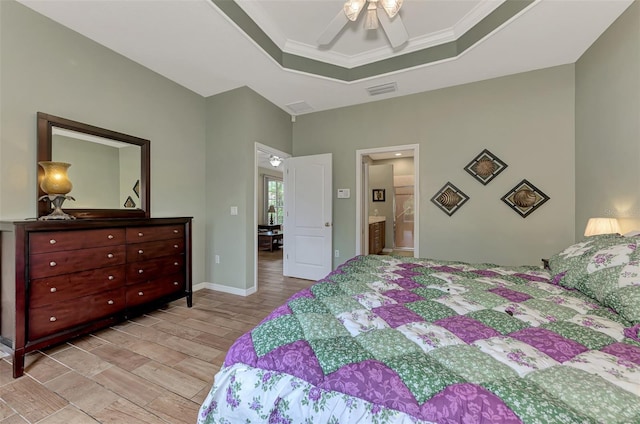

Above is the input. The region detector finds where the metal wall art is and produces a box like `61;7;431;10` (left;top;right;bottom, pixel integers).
431;182;469;216
464;149;508;185
501;179;549;218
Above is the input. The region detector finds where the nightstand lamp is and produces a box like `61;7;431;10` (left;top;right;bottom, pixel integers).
38;161;75;220
584;217;621;236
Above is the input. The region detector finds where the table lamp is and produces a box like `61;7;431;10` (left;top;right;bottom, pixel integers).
267;205;276;225
38;161;75;220
584;217;620;236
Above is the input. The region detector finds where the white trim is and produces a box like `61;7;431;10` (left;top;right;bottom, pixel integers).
355;144;419;257
254;142;291;293
194;282;257;297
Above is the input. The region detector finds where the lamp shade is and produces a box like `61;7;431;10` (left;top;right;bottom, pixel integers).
39;161;72;195
267;205;276;213
584;217;621;237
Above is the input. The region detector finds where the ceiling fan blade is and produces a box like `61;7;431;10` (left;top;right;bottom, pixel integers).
317;10;350;46
377;8;408;48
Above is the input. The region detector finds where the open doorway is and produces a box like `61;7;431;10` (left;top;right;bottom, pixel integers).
254;143;289;291
355;144;419;257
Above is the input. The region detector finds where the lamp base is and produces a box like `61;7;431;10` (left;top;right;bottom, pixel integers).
38;195;76;220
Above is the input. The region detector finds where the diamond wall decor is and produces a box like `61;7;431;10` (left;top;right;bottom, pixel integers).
501;179;549;218
464;149;508;185
431;182;469;216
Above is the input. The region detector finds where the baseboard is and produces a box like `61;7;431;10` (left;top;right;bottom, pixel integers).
193;282;257;297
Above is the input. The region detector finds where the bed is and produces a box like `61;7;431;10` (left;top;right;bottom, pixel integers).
198;234;640;424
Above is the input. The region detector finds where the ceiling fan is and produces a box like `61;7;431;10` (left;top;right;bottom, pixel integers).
318;0;408;49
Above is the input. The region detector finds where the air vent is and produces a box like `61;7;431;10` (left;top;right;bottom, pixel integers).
366;82;397;96
285;101;314;114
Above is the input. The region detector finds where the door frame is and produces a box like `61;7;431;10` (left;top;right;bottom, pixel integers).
355;144;420;256
253;142;290;292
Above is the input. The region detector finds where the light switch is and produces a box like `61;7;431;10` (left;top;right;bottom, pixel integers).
230;206;238;215
337;189;350;199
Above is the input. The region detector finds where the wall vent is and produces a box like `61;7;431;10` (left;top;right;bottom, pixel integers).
285;101;314;114
366;82;397;96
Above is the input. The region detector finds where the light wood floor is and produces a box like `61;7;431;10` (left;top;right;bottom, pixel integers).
0;249;314;423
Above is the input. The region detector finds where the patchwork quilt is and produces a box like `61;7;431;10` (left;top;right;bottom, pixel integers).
198;254;640;424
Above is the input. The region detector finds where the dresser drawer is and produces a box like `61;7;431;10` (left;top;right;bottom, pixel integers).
126;225;184;244
126;255;184;284
30;265;125;308
126;274;185;307
28;288;125;340
30;245;126;279
126;238;184;262
30;228;125;254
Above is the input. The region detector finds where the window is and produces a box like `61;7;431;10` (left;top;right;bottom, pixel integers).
264;176;284;225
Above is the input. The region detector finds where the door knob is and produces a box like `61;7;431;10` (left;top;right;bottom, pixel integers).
325;222;331;227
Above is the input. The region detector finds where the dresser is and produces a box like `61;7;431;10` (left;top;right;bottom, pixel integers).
369;219;386;254
0;217;192;377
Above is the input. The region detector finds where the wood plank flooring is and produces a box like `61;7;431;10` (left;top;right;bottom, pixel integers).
0;249;314;423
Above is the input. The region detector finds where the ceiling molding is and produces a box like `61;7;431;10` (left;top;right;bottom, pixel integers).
211;0;536;82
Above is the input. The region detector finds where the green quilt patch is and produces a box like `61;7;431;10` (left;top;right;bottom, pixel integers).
604;285;640;324
386;352;464;404
460;289;509;309
336;280;372;295
251;315;304;357
521;299;579;321
430;345;517;384
541;321;614;350
319;295;363;315
310;282;346;298
466;309;530;335
288;297;330;314
527;366;640;423
482;377;594;424
355;329;422;361
297;313;350;341
411;287;447;300
406;300;457;322
411;275;450;287
308;337;373;375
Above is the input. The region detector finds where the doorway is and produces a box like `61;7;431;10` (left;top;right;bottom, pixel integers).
254;143;289;292
355;144;419;256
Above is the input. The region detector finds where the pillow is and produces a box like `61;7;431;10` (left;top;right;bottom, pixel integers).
548;234;621;288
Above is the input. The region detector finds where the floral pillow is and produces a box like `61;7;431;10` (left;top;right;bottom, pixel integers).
548;234;621;288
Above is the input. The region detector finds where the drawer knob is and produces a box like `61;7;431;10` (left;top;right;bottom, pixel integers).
173;281;179;286
108;275;115;281
174;262;179;266
108;234;114;240
138;232;143;237
49;239;57;245
138;249;144;254
49;261;57;267
138;269;144;274
49;317;56;322
50;287;57;293
108;300;114;305
138;291;144;296
173;229;179;234
174;244;178;249
107;253;114;259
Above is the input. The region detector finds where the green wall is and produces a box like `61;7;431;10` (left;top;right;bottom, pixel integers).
293;65;576;266
205;87;292;292
575;0;640;238
0;0;207;283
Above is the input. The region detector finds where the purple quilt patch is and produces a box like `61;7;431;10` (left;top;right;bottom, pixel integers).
289;288;315;301
431;266;464;273
472;269;500;277
319;359;420;417
382;289;423;304
509;328;587;363
224;333;258;368
435;316;501;344
601;342;640;365
421;383;522;424
489;287;532;303
393;277;422;290
513;273;548;283
256;340;324;386
393;269;421;278
373;304;425;328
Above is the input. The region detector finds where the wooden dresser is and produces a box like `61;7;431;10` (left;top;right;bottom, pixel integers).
369;220;386;255
0;217;192;377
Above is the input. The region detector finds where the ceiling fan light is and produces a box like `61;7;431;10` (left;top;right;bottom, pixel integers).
344;0;366;21
364;8;379;30
381;0;402;18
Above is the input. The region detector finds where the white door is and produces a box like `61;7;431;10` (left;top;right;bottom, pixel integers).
283;153;332;280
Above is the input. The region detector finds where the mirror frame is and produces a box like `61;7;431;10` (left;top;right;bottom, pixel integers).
37;112;151;219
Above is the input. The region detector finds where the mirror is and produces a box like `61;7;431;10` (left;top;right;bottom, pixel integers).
37;112;150;219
